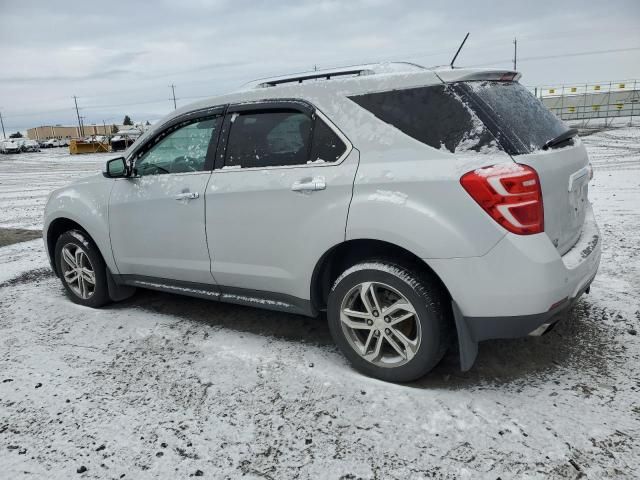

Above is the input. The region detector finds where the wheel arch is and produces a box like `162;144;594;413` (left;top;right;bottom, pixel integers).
310;238;452;313
46;217;102;276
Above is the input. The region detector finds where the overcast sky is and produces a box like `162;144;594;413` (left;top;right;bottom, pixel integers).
1;0;639;132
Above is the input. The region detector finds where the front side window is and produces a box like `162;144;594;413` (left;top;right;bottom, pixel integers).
136;117;219;176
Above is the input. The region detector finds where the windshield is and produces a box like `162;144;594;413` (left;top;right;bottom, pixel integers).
452;81;570;155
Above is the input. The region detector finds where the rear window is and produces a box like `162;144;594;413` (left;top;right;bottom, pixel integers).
452;81;570;154
348;84;499;154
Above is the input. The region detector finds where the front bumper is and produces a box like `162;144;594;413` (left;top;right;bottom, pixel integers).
428;204;601;370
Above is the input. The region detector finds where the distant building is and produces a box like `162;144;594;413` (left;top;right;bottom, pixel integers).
27;124;128;140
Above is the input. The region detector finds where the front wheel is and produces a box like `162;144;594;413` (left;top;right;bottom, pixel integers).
54;230;110;308
327;261;450;382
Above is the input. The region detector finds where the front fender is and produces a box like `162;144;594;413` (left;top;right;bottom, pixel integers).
43;175;117;273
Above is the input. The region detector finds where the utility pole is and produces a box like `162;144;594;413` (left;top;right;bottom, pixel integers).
513;38;518;71
0;110;6;139
170;84;177;109
79;116;86;137
73;96;84;137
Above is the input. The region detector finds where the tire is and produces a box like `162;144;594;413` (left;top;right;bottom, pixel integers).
327;261;450;382
54;230;110;308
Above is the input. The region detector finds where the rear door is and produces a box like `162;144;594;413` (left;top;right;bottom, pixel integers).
206;101;358;302
109;110;222;283
454;81;590;254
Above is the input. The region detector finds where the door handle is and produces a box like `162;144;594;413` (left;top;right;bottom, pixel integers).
174;192;199;200
291;177;326;192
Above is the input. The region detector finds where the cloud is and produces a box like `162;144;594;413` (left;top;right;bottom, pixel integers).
1;0;639;131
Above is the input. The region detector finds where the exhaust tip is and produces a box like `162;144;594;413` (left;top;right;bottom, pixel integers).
529;322;552;337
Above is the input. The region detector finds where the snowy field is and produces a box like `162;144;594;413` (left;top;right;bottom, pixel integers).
1;131;639;479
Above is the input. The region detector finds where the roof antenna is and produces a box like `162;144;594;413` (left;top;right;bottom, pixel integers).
450;32;470;68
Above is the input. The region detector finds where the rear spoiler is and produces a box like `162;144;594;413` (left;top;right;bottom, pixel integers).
434;69;522;83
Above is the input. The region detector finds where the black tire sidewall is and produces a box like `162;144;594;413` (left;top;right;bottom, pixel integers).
54;230;109;308
328;264;446;382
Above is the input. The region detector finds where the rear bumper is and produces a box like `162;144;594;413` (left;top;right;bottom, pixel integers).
459;271;594;340
428;203;601;370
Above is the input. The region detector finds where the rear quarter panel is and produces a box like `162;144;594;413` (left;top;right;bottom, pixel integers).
338;99;509;259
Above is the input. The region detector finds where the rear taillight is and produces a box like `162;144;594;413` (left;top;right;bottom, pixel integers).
460;163;544;235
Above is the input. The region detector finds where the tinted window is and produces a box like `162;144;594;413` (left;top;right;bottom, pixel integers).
136;118;218;176
225;110;312;168
453;81;570;154
309;118;347;163
349;84;498;153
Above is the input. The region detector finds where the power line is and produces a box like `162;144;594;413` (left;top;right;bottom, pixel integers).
3;45;640;129
467;46;640;68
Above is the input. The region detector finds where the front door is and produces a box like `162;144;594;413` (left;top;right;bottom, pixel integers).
109;114;222;284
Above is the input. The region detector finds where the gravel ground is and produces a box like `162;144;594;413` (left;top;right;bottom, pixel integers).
0;131;639;479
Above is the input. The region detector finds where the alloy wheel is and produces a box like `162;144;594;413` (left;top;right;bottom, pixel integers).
61;243;96;299
339;281;421;368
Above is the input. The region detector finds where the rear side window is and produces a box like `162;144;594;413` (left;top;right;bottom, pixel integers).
224;109;347;168
349;85;498;154
453;81;570;154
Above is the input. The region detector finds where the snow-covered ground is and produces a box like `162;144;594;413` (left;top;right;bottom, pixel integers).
1;131;639;479
0;149;105;230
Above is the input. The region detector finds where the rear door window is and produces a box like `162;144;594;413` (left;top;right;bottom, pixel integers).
224;108;348;168
309;117;347;163
452;81;571;154
225;110;312;168
349;84;499;154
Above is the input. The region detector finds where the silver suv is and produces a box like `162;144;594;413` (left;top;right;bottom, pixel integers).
44;63;601;382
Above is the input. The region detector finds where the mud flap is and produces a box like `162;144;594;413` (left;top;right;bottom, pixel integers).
106;269;136;302
452;301;478;372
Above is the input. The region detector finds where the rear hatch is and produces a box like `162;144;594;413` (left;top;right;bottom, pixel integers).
451;80;589;254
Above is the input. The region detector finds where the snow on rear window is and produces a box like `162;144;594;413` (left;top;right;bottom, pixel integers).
349;84;502;154
454;81;570;154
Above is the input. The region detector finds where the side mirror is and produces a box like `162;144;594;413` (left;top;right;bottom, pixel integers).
103;157;128;178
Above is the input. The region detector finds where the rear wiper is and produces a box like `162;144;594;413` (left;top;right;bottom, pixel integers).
542;128;578;150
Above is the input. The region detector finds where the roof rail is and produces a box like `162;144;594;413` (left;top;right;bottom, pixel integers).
243;62;425;90
255;68;374;88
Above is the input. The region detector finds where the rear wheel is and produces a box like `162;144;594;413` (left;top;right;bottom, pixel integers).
54;230;110;308
328;261;450;382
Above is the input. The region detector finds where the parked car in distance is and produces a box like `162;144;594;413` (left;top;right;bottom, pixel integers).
18;139;41;152
111;129;141;151
43;63;601;382
0;139;21;154
44;138;63;148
